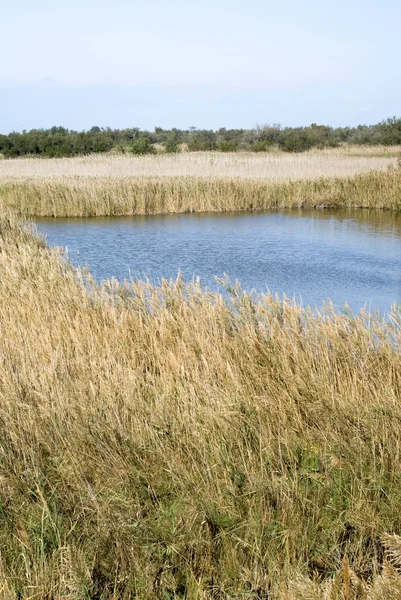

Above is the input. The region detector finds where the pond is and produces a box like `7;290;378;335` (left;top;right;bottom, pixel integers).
36;209;401;314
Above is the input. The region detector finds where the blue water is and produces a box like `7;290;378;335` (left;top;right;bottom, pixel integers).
36;209;401;313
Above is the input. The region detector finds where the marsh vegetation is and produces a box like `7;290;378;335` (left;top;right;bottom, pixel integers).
1;215;401;598
1;137;401;597
0;147;401;218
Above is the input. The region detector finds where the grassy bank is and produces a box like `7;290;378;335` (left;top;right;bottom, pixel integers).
0;150;400;217
1;169;401;218
1;215;401;598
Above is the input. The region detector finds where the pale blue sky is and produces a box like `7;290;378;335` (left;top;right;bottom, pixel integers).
1;0;400;132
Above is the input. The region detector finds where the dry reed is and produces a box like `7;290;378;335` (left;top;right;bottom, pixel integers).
0;149;398;180
1;215;401;598
0;170;401;218
0;149;400;218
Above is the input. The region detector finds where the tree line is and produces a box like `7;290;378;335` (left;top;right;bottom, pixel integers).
1;118;401;158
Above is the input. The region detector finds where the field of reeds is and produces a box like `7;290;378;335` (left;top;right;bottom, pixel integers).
0;148;400;217
1;146;401;598
1;213;401;598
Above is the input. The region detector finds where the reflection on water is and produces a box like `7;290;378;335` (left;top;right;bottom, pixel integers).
36;209;401;314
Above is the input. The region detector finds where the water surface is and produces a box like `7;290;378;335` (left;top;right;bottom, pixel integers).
36;209;401;314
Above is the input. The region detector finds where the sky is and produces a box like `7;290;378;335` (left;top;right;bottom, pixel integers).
1;0;400;132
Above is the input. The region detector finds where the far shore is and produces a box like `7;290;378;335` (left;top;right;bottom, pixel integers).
0;148;401;218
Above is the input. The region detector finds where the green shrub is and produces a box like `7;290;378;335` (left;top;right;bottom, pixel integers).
218;139;238;152
165;135;180;153
252;140;273;152
187;131;217;151
130;136;156;155
279;131;315;153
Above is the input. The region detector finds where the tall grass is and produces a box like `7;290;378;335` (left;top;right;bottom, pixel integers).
0;149;398;180
0;149;400;218
0;169;400;218
1;215;401;598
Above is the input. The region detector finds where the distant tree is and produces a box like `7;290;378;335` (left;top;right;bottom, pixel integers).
0;119;400;158
130;136;156;155
165;134;180;153
252;140;273;152
187;130;217;151
278;129;315;152
218;139;238;152
377;117;401;145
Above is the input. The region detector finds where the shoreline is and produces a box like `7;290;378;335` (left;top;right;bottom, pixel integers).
1;169;401;218
1;215;401;596
1;154;401;595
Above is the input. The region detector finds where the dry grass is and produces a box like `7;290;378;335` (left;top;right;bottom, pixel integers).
1;147;401;597
2;214;401;598
0;161;401;218
0;148;400;218
0;149;398;181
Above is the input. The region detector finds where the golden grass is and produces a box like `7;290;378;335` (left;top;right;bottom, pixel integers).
0;149;399;180
2;214;401;598
1;166;401;218
1;146;401;597
0;148;400;218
